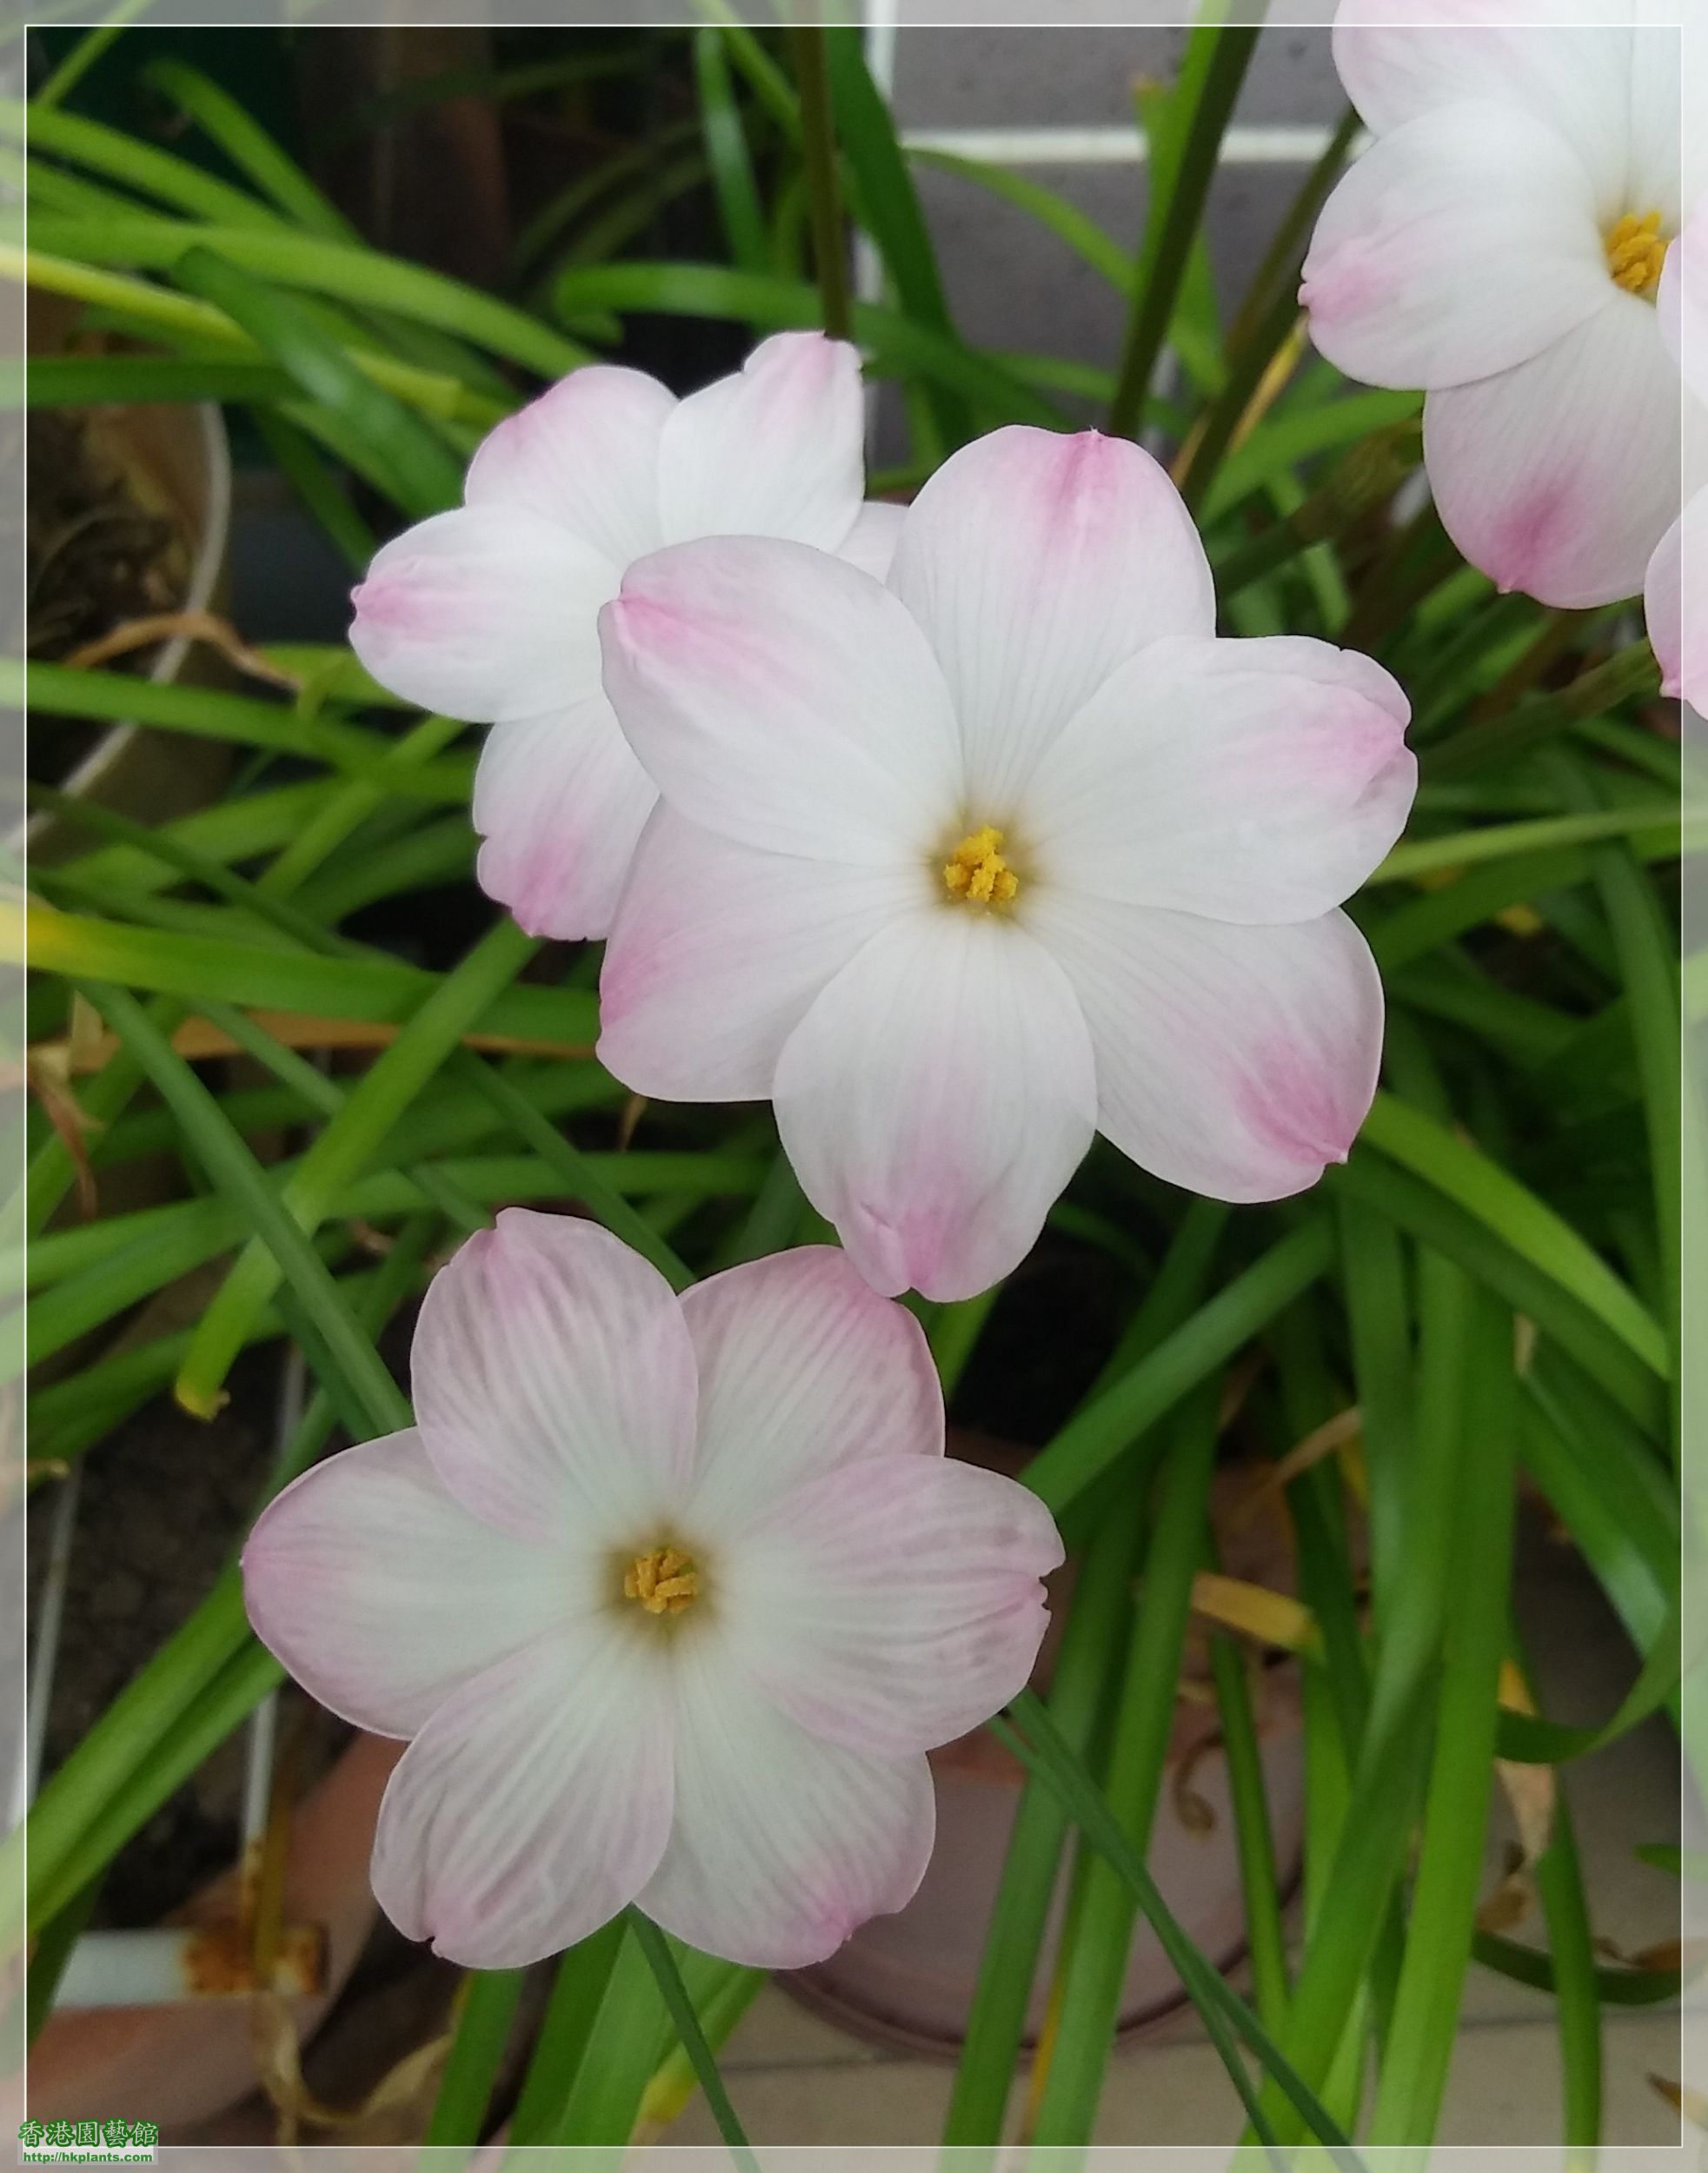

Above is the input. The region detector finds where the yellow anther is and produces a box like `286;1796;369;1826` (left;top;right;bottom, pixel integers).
624;1545;700;1616
1605;209;1666;298
943;825;1020;908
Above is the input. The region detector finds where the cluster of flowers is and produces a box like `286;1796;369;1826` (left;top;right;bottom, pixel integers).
243;8;1688;1974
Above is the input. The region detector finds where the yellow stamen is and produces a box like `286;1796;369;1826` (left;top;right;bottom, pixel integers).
942;825;1020;908
623;1545;700;1616
1605;209;1666;298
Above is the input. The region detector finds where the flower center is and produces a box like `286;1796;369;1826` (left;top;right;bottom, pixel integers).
623;1545;700;1616
1605;209;1667;298
942;825;1020;908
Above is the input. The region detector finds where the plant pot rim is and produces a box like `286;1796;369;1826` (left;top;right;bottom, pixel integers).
21;399;233;849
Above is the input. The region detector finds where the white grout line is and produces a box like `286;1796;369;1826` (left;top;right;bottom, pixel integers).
901;121;1344;165
25;1461;80;1804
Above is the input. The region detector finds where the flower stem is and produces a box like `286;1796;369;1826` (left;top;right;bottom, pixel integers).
787;18;851;340
425;1968;525;2150
1107;14;1264;442
628;1911;759;2168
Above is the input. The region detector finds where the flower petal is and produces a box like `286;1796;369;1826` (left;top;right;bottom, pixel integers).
638;1651;934;1968
598;808;926;1101
1332;9;1636;205
1028;894;1385;1203
717;1454;1061;1757
1422;296;1681;605
1626;24;1685;228
472;695;658;941
463;363;675;565
1302;103;1613;389
657;331;865;550
1024;634;1415;923
774;912;1098;1301
1647;488;1708;711
371;1625;674;1968
887;427;1215;812
1658;196;1708;402
838;498;907;581
349;506;616;724
242;1431;565;1739
601;536;963;863
412;1208;699;1545
679;1247;943;1535
1645;507;1683;695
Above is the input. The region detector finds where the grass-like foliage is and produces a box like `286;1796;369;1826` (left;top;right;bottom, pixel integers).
13;15;1690;2155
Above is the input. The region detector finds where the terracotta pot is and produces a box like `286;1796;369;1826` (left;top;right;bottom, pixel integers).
786;1437;1306;2056
27;1732;401;2136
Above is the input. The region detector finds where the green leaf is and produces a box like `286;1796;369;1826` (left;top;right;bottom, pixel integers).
23;353;295;406
507;1921;630;2147
143;57;357;240
1022;1217;1335;1517
9;93;283;229
1106;21;1262;438
824;25;966;443
1372;802;1686;886
1210;1630;1291;2029
173;917;542;1414
449;1053;691;1292
27;212;589;379
1534;1785;1604;2145
542;1923;670;2147
174;244;464;516
11;656;471;787
1030;1388;1220;2145
910;148;1134;292
1370;1290;1517;2143
1359;1093;1666;1378
944;1485;1145;2145
998;1690;1359;2164
1199;388;1421;523
785;23;851;339
21;1228;434;1937
80;983;413;1439
694;26;769;276
425;1969;526;2150
550;261;1064;428
1472;1929;1681;2007
1332;1149;1662;1434
628;1912;758;2167
18;898;595;1046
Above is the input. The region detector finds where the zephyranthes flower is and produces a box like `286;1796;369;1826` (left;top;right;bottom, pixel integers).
242;1213;1060;1969
597;425;1415;1302
348;334;900;940
1304;2;1687;608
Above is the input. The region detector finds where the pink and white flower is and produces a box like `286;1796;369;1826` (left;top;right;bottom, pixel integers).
597;426;1416;1302
1303;3;1689;608
348;335;901;941
242;1212;1060;1970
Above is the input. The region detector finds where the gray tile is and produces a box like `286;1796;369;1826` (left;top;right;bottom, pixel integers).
889;24;1344;130
1434;2015;1682;2147
891;27;1187;130
915;159;1133;369
894;158;1313;386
